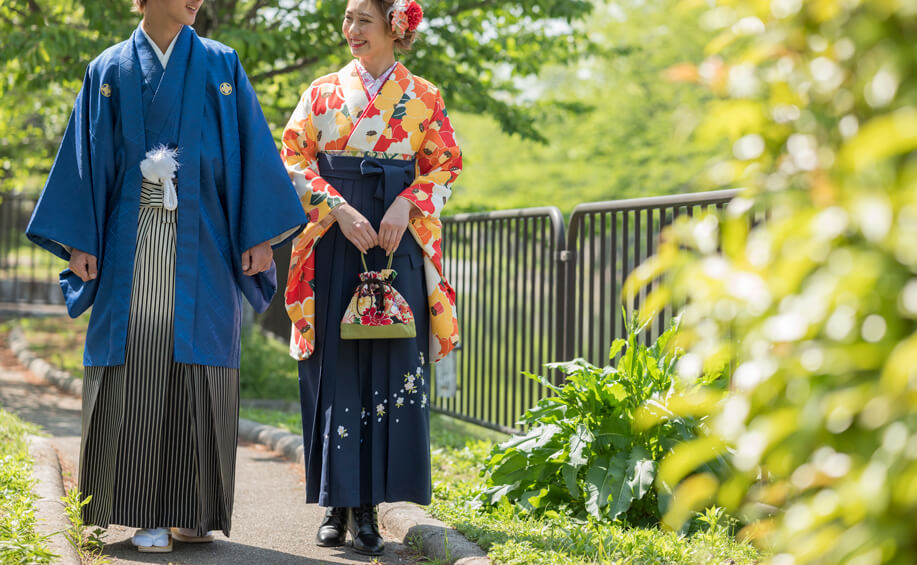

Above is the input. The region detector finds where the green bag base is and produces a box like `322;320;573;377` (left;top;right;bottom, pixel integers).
341;322;417;340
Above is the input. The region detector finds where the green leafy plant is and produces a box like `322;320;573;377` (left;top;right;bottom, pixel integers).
61;489;109;565
429;415;760;564
480;317;725;524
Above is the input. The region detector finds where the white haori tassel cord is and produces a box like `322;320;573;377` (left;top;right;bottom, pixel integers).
139;145;180;211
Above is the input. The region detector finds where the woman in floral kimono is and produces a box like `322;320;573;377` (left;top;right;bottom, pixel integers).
281;0;461;555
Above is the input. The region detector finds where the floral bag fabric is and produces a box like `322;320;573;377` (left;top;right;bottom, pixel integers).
341;254;416;339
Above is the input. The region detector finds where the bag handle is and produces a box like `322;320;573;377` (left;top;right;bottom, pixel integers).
361;252;394;272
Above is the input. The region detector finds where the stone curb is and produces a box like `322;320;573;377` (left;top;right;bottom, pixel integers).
7;321;491;565
9;325;83;397
27;435;81;565
379;502;490;565
237;418;305;465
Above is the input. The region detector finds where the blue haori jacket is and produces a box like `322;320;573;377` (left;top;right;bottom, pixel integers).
26;25;307;369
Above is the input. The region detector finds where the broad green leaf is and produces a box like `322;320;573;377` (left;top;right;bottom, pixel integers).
594;413;632;450
489;451;529;485
605;382;628;404
626;447;657;502
482;482;519;505
522;371;562;393
608;338;627;361
584;454;628;519
562;463;580;498
568;423;594;467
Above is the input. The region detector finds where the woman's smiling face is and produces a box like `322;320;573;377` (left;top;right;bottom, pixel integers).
342;0;395;63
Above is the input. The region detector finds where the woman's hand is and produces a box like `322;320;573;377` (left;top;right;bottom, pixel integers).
69;248;98;282
242;242;273;276
378;198;414;256
331;203;378;253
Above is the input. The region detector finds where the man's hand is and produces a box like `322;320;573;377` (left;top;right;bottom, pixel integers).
242;241;273;276
330;203;378;253
69;248;98;282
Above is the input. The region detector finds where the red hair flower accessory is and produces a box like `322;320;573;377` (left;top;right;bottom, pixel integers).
388;0;423;39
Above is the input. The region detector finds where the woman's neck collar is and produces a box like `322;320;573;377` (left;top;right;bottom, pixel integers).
357;55;397;79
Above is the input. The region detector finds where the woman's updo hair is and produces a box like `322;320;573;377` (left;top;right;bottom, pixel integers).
372;0;418;51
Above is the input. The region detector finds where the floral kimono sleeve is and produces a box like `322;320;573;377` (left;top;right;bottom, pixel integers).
281;86;346;226
398;91;461;218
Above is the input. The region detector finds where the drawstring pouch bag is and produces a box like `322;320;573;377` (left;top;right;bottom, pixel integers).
341;253;416;339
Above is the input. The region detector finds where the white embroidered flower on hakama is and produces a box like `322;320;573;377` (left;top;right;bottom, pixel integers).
404;374;417;393
376;403;386;417
395;396;405;408
421;393;428;408
337;425;349;438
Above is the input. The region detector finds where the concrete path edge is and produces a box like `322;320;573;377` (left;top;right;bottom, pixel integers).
27;435;82;565
7;322;491;565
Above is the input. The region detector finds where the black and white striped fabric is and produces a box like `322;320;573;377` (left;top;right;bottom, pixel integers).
79;179;240;536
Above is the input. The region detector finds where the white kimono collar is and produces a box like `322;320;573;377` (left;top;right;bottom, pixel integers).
139;24;183;69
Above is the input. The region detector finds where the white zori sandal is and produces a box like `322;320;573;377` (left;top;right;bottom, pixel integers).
171;527;215;543
130;527;172;553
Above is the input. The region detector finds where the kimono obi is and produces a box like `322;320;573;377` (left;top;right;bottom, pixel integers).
317;153;415;209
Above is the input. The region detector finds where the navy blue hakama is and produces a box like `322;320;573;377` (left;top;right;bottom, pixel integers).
298;154;432;507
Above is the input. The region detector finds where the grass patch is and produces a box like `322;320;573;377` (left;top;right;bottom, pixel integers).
0;408;55;564
18;316;89;379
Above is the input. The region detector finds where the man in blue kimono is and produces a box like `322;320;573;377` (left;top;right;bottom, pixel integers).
25;0;306;553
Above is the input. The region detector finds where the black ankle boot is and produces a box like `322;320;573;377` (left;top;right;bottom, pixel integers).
348;504;384;555
315;507;349;547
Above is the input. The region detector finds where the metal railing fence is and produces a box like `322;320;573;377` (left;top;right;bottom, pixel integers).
439;207;567;433
433;189;739;432
0;193;67;305
562;190;740;362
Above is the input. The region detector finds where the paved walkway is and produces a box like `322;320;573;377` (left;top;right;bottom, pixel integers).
0;328;418;564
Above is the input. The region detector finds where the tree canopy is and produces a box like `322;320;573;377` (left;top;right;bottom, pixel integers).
448;0;725;213
0;0;593;191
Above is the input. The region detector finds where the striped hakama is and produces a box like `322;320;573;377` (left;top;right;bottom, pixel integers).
79;180;239;536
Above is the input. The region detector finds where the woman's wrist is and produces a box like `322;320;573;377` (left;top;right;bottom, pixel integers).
330;202;351;220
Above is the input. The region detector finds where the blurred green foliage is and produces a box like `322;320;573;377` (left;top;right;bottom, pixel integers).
238;326;299;400
626;0;917;563
0;0;594;192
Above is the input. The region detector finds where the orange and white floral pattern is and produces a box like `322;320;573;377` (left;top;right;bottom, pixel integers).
282;60;461;363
